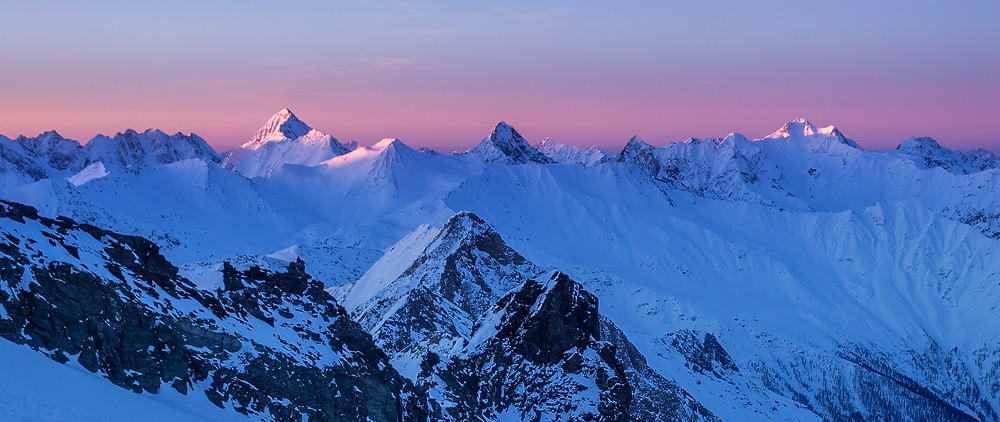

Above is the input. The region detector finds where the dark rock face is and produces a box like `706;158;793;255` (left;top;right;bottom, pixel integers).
616;136;662;178
0;200;422;422
668;330;739;379
424;273;633;422
491;273;601;365
601;321;718;422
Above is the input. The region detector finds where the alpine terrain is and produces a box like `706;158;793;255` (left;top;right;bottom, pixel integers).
1;110;999;421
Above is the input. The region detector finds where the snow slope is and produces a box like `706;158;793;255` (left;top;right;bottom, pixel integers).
3;117;1000;421
0;339;256;422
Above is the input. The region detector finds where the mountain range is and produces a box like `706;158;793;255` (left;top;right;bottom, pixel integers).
1;109;999;421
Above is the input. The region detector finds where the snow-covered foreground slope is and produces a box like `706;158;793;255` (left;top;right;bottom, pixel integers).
2;114;1000;421
0;339;256;422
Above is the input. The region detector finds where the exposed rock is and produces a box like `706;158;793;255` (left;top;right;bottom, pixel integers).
0;200;423;422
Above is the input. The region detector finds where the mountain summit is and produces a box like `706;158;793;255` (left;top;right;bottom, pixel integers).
469;121;553;164
221;108;353;177
243;108;313;150
764;118;861;149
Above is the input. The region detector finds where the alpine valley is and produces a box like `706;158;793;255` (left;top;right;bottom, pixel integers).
1;109;999;421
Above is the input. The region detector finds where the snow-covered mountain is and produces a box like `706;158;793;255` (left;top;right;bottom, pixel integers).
468;121;553;164
2;115;1000;421
81;128;220;170
0;128;218;188
221;108;356;178
535;137;608;166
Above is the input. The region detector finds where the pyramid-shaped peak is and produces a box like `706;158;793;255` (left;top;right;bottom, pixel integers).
370;137;420;164
621;135;653;153
244;108;314;150
37;130;66;140
469;121;552;164
490;121;524;144
723;132;750;143
374;137;404;149
440;211;492;235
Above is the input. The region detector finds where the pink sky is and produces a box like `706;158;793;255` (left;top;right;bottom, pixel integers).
2;2;998;152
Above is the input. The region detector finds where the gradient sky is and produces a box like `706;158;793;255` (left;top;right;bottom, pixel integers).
2;1;998;152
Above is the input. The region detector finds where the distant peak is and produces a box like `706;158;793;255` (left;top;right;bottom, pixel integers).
374;137;402;149
374;138;421;155
535;137;559;148
896;136;944;151
616;135;656;164
623;135;652;151
724;132;749;143
470;121;552;164
766;118;819;139
243;108;313;149
490;121;519;142
39;129;64;139
764;118;861;149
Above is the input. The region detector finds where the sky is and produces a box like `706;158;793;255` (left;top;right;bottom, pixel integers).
1;1;998;152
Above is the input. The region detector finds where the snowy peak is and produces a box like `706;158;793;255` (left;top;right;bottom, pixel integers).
343;210;538;361
764;118;861;149
243;108;313;150
967;148;1000;171
224;111;351;178
373;137;405;150
12;130;82;171
82;128;220;170
766;118;820;139
535;138;609;166
896;136;945;152
410;211;532;275
365;138;423;181
619;135;653;156
469;121;553;164
616;135;664;175
893;136;974;174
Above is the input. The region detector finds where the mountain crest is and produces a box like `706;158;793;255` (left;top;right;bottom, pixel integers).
765;118;861;149
469;121;553;164
535;138;609;166
80;129;220;169
896;136;945;151
894;136;974;174
244;108;313;150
